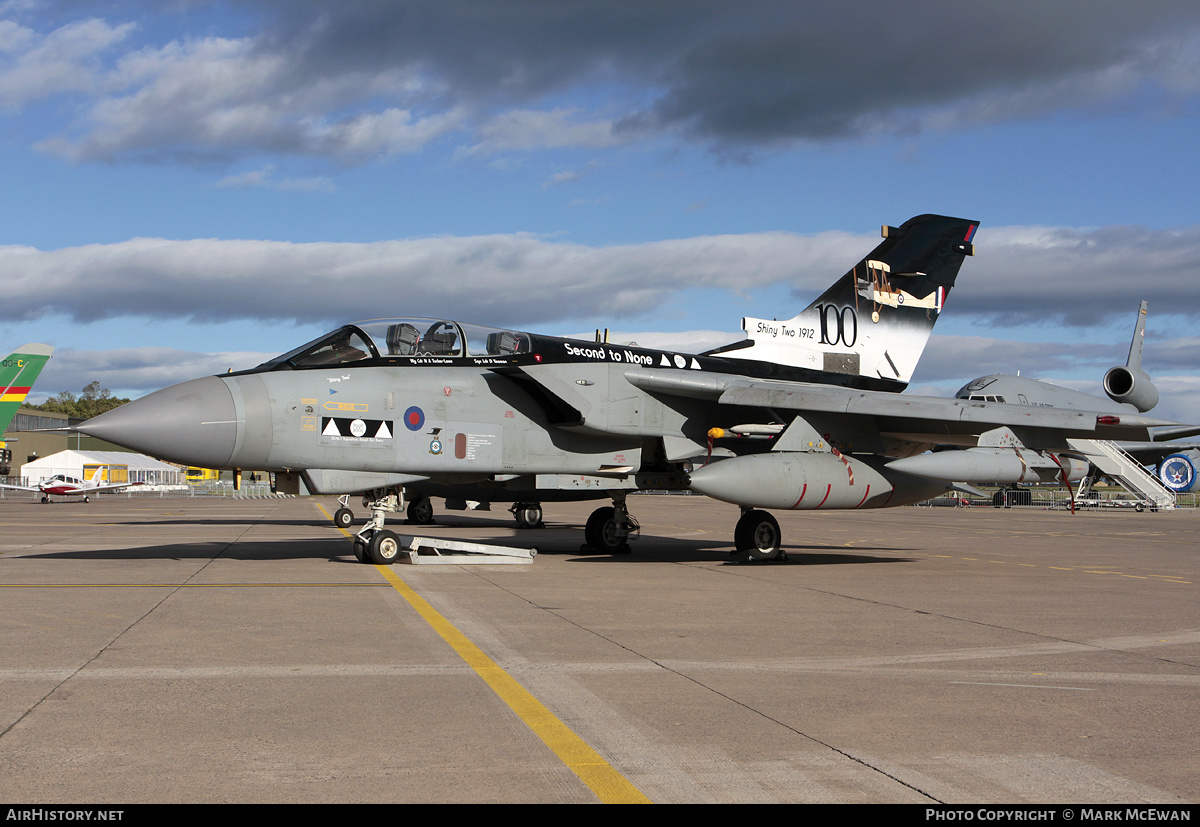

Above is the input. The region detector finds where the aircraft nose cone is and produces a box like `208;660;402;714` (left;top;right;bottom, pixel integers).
77;376;237;468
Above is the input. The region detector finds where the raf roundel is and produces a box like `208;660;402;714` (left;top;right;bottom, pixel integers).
404;406;425;431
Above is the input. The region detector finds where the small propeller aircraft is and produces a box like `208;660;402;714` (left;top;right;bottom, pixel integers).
76;214;1177;563
0;466;143;503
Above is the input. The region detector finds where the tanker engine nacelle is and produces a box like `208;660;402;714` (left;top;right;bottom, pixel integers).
687;451;951;510
1103;364;1159;413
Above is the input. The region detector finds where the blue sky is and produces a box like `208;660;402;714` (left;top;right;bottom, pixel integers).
2;1;1199;420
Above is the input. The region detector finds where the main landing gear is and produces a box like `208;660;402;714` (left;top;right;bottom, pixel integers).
730;508;785;563
406;494;435;525
337;493;549;531
581;495;638;555
511;502;544;529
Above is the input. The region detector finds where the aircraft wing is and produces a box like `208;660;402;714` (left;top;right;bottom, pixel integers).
1116;441;1200;465
1148;425;1200;441
625;368;1176;446
86;481;145;493
0;482;38;492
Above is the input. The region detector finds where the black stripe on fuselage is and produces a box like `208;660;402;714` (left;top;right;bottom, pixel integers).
231;333;907;393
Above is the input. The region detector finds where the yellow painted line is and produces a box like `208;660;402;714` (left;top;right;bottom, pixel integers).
375;565;650;803
0;583;386;588
316;501;650;804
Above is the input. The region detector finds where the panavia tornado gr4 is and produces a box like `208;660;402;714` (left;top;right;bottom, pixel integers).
78;215;1175;563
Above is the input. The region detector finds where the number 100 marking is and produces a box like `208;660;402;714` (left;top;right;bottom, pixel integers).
817;305;857;347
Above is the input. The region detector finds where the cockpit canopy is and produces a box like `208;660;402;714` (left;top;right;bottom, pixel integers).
255;318;532;370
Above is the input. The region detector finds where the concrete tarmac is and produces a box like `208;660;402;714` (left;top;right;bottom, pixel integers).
0;493;1196;804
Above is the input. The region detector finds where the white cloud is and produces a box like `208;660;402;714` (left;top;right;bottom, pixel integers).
951;223;1200;325
7;5;1200;164
30;30;456;163
4;222;1199;330
214;165;334;192
541;159;604;189
467;108;631;156
27;346;274;403
0;18;135;108
308;106;466;158
0;230;861;328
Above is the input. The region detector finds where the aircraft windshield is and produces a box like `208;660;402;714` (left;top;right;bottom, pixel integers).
257;318;532;370
256;326;379;370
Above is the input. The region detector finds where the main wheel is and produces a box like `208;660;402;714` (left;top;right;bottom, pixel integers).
353;536;370;563
334;507;354;528
514;503;543;529
732;510;782;562
368;530;403;565
407;496;434;524
584;506;630;554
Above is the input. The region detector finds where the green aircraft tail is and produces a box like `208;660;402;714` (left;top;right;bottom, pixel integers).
1;344;54;434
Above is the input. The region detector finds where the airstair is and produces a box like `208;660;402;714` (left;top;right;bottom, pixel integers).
1068;438;1177;511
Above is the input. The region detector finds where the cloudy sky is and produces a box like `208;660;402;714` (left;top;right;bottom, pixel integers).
2;0;1199;420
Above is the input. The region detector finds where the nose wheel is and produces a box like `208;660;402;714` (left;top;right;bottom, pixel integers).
351;488;405;565
332;494;356;529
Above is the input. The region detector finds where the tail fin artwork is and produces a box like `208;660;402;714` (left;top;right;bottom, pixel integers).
708;214;978;390
1;344;54;433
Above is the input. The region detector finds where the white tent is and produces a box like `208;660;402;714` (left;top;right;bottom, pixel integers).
19;450;183;488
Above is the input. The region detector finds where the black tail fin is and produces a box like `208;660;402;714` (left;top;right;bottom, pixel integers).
715;214;978;388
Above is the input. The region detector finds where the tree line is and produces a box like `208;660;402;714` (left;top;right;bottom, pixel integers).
34;381;130;420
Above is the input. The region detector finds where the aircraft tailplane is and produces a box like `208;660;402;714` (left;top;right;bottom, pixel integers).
1126;300;1149;372
708;215;978;389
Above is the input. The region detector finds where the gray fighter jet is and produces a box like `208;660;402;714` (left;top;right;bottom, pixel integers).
78;215;1176;563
